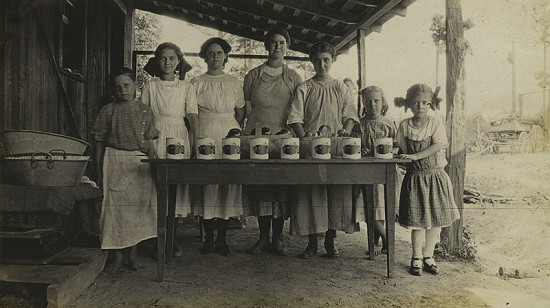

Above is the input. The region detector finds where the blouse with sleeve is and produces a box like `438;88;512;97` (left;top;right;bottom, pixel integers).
396;114;448;168
91;100;159;152
287;77;358;132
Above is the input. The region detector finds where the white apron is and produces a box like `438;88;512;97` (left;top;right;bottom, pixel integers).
193;112;243;219
100;147;157;249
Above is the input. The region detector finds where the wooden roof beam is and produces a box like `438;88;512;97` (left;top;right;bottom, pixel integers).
392;4;407;17
136;2;313;54
194;0;344;38
265;0;360;24
347;0;378;8
334;0;414;51
153;0;321;43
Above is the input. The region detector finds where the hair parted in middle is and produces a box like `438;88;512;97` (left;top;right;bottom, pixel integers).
359;85;389;116
143;42;192;79
198;37;232;66
308;42;337;61
264;26;291;48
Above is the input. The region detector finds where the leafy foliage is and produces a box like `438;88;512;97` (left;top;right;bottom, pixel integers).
134;10;161;90
429;14;474;55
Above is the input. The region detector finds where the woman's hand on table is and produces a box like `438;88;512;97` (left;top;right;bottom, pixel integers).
398;153;417;161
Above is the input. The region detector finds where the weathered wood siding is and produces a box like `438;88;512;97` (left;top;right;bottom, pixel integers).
1;1;61;134
0;0;135;143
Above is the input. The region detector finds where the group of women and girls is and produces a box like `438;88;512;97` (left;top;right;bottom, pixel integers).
92;26;460;277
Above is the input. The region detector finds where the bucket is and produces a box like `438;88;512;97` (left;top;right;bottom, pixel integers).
196;137;216;160
222;137;240;160
280;137;299;160
311;137;331;159
374;137;393;159
342;137;361;159
166;137;186;159
250;137;269;160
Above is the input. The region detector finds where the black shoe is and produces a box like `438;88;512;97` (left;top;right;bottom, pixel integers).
200;240;215;255
410;258;423;276
323;237;339;258
271;236;288;256
214;241;232;256
423;256;440;275
249;237;270;254
300;243;318;259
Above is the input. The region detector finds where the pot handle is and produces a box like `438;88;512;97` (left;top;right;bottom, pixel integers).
30;152;53;169
49;149;67;159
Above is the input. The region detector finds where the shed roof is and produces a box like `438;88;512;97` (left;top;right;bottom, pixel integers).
134;0;416;55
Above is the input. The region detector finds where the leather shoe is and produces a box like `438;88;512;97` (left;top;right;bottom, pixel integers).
249;238;270;254
271;237;288;256
324;236;339;258
300;244;318;259
214;242;232;256
200;240;215;255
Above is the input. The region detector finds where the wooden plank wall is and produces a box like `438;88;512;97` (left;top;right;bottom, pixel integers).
1;0;135;144
1;1;61;134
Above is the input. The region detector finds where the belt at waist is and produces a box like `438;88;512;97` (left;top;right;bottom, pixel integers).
157;116;184;123
406;167;444;175
199;112;235;119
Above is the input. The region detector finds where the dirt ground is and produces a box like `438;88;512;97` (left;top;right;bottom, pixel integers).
65;153;550;307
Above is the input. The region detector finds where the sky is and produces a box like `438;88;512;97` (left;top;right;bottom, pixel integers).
156;0;544;120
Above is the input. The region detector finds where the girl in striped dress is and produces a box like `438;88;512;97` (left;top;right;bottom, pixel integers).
92;67;159;273
395;84;460;276
354;86;397;256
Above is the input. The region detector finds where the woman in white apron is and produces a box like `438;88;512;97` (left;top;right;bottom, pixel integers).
141;42;199;256
190;38;245;256
242;27;303;256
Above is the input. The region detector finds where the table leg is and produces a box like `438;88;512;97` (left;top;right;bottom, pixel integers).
385;164;397;278
166;185;177;263
364;185;376;260
156;164;168;282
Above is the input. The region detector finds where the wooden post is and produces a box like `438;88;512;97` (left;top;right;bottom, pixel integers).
511;41;516;114
442;0;466;254
356;28;367;118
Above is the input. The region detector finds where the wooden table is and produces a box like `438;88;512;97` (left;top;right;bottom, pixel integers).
145;158;406;282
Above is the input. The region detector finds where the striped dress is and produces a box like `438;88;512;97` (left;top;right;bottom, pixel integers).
396;115;460;229
353;116;398;222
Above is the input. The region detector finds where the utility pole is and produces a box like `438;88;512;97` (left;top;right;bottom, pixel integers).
543;9;548;115
511;41;517;114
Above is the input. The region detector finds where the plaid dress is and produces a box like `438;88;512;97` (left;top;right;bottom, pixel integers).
398;136;460;228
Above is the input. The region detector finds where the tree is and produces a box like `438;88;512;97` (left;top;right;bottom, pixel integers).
430;14;474;87
134;10;162;89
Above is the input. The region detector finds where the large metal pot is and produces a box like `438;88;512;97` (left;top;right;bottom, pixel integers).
2;151;89;186
0;130;90;156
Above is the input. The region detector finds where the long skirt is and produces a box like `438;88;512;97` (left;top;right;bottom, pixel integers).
354;165;405;223
100;147;157;249
290;185;357;236
398;168;460;229
192;112;242;219
154;116;191;217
